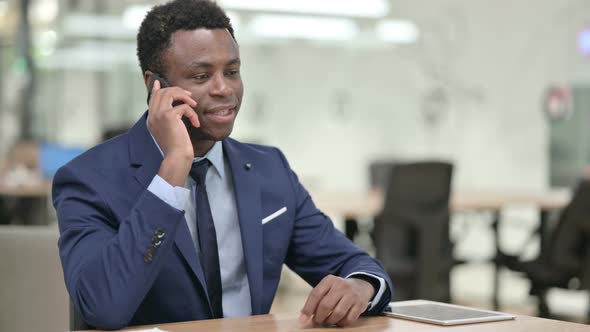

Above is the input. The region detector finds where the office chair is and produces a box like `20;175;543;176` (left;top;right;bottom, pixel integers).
372;161;456;302
70;300;93;331
344;160;399;241
500;180;590;320
342;160;399;241
369;160;399;189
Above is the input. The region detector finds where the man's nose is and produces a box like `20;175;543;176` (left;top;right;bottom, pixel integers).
210;73;232;97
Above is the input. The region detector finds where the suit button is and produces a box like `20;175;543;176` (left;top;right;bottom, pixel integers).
151;236;162;247
152;238;162;247
155;229;165;239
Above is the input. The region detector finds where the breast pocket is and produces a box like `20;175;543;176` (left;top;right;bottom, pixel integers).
262;206;287;227
262;206;292;271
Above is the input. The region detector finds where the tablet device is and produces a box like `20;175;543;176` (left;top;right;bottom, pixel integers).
384;300;515;326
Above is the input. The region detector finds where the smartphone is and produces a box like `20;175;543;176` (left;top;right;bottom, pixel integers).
147;72;193;129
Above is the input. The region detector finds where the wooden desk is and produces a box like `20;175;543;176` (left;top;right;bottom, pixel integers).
86;313;590;332
310;189;571;217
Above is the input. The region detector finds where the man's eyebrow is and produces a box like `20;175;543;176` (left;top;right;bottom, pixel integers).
227;58;241;66
188;61;213;69
188;58;241;69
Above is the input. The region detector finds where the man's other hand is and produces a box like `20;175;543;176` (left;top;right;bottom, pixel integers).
299;275;375;327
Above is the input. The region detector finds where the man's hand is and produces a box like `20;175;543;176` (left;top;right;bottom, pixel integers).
299;275;375;327
147;79;199;186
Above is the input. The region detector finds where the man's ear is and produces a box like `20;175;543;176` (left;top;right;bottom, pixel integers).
144;70;154;92
144;70;155;106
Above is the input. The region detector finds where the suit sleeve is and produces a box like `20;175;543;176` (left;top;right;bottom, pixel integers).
275;149;393;314
53;164;186;329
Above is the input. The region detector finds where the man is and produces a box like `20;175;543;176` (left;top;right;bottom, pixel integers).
53;0;392;329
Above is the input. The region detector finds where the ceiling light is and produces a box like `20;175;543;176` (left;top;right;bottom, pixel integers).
250;14;358;41
31;0;59;25
376;20;419;44
220;0;389;18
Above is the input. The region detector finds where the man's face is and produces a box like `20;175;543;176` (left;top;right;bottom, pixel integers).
162;28;243;141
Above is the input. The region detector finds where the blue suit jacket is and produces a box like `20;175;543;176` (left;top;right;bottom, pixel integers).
53;114;392;329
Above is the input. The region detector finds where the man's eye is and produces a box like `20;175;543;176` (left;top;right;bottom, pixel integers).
193;74;209;80
226;70;240;76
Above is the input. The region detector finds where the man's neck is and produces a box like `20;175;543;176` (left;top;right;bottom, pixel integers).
192;139;216;158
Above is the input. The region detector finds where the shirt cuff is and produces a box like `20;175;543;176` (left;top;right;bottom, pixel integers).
147;175;190;211
345;272;387;311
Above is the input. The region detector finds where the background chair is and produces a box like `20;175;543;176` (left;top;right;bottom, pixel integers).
368;160;399;190
344;160;399;241
501;179;590;321
0;225;69;331
372;161;457;302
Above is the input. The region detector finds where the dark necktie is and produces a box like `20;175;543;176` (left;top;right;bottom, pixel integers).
189;159;223;318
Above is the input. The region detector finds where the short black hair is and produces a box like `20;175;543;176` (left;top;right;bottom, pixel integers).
136;0;235;76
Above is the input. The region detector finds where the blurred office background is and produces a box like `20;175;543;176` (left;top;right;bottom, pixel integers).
1;0;590;331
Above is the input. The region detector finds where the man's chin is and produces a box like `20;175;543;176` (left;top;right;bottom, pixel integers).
188;126;233;142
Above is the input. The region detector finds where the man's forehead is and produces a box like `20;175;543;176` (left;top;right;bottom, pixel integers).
171;28;236;49
166;28;238;63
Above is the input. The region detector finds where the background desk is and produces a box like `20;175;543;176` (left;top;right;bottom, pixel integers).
0;180;52;225
310;189;570;217
0;180;51;198
85;313;590;332
310;189;571;310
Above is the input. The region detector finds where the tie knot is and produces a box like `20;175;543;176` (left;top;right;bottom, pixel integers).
189;159;211;185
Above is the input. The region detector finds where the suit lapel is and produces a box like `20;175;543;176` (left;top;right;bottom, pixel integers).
128;113;163;189
128;113;209;302
223;139;263;315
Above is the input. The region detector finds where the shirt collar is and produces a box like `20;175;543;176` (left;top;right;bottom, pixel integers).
194;141;225;180
147;119;225;180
